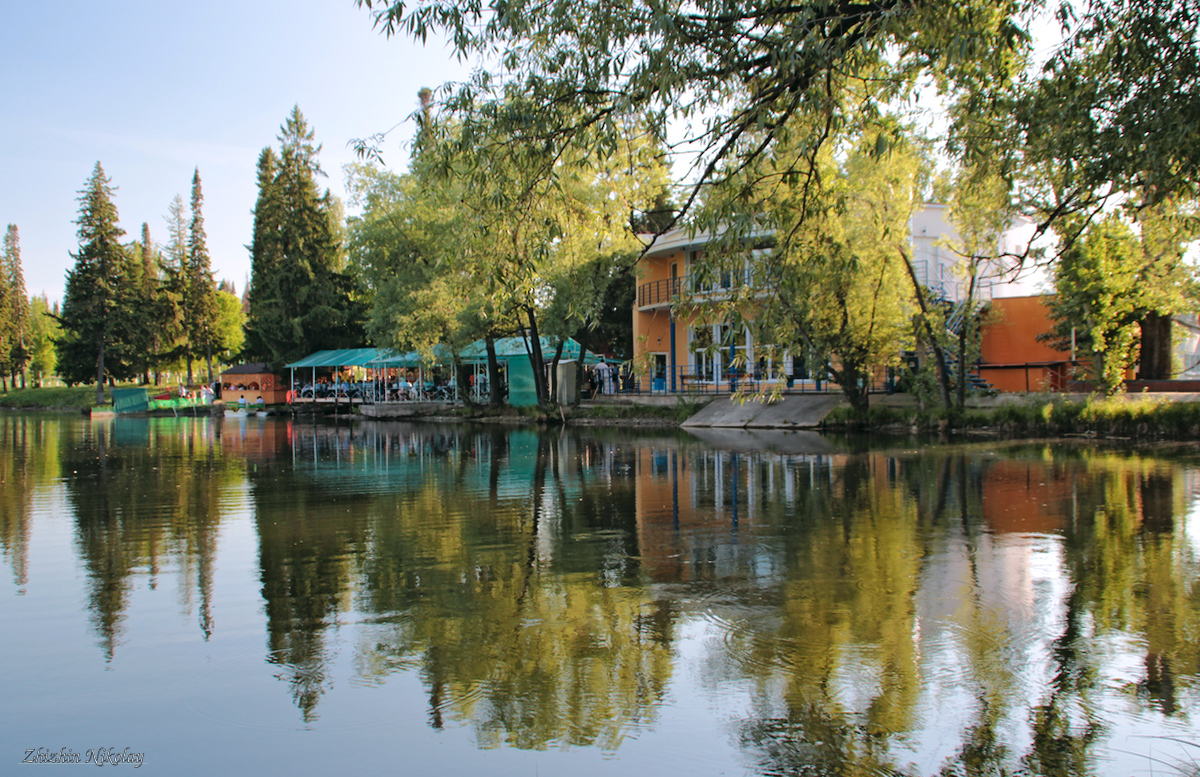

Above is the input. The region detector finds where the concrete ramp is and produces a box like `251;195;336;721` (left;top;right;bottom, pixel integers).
682;394;845;428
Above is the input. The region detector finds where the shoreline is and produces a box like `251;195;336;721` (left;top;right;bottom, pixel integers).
7;391;1200;445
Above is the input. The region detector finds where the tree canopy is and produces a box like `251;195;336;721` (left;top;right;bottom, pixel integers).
356;0;1033;227
686;120;923;412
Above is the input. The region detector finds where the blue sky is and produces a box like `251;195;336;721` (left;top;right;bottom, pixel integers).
0;0;467;303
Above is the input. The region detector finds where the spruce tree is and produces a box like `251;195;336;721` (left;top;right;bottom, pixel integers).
161;194;188;370
57;162;136;404
139;223;156;383
4;225;28;388
244;107;364;367
243;148;281;362
129;222;173;384
0;228;12;390
184;169;218;384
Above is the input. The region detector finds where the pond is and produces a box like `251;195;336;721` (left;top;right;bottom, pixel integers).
1;414;1198;776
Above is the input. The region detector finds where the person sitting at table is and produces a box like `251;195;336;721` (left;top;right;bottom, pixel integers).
397;376;411;400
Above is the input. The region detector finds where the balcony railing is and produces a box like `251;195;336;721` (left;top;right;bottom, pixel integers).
637;276;682;308
638;270;767;309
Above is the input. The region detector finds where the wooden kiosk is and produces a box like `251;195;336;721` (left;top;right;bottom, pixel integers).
220;363;288;406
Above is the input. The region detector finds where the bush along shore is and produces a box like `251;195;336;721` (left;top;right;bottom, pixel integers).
823;394;1200;441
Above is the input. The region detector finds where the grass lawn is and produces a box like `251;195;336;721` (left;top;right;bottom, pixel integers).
0;384;179;409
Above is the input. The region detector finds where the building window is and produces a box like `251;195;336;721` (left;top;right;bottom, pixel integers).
718;324;749;375
690;325;717;381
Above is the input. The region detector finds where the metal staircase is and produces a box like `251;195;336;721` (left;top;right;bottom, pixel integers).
934;296;995;395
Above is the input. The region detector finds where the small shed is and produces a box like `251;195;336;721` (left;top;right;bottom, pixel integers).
221;363;288;405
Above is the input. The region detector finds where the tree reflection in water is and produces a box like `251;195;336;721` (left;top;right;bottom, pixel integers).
57;417;233;658
732;446;1200;777
261;425;1200;773
0;415;60;592
258;422;674;741
7;413;1199;774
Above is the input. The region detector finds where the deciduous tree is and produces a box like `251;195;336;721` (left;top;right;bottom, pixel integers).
356;0;1030;229
27;295;59;386
1042;215;1142;395
1000;1;1200;380
691;122;920;413
349;98;666;407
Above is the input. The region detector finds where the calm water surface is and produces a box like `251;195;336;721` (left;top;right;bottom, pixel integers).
1;414;1199;776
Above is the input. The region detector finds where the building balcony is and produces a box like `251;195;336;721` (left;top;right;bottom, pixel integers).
637;277;682;309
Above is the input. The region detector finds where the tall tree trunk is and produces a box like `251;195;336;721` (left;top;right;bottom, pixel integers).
206;337;214;384
956;325;967;409
455;361;471;404
898;246;953;409
485;336;502;407
828;360;870;415
1138;312;1172;380
956;275;979;410
186;353;194;386
523;307;548;406
548;340;565;404
843;365;870;415
95;339;106;406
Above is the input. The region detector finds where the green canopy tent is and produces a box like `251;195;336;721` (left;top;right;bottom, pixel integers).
457;337;603;406
285;349;389;402
365;345;455;401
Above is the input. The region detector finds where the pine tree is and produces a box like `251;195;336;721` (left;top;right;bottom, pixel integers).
184;169;218;384
244;107;364;367
57;162;137;404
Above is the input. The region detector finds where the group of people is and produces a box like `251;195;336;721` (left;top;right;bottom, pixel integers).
591;361;617;396
177;384;216;403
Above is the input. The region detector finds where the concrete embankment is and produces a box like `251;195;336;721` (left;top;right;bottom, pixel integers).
681;394;846;429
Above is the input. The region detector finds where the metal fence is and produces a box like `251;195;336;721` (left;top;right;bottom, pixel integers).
588;366;896;397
